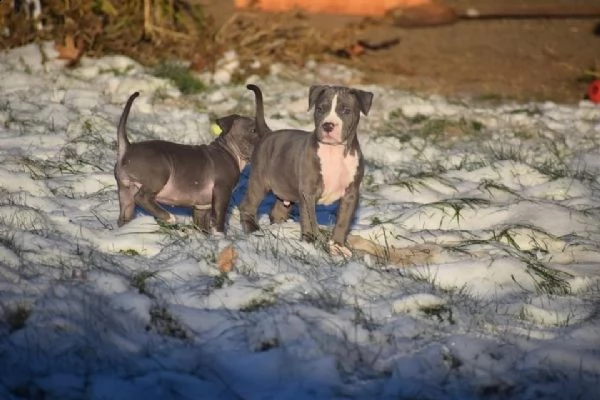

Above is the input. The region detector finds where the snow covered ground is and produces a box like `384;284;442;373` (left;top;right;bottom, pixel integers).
1;42;600;400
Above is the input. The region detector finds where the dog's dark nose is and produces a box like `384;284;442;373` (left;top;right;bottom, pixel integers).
322;122;334;133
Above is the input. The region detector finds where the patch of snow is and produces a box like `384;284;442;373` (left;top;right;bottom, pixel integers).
0;43;599;399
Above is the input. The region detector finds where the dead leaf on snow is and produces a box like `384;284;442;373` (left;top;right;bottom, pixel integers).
54;34;85;68
217;245;237;273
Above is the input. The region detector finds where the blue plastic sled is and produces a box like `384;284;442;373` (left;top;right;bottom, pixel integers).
136;165;352;227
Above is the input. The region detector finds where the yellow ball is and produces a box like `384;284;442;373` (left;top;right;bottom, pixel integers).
210;123;222;136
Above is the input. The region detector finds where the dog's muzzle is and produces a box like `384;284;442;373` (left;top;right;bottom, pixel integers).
318;122;345;146
322;122;335;133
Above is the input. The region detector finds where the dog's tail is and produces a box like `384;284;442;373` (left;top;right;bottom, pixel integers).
117;91;139;162
246;84;271;135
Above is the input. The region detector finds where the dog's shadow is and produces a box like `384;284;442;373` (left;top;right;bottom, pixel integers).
135;165;352;226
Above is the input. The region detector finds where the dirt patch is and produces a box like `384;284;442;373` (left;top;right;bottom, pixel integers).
204;0;600;104
1;0;598;104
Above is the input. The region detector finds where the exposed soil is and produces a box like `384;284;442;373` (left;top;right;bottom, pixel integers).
203;0;600;104
1;0;598;104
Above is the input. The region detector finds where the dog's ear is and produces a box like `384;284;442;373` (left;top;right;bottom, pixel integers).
353;90;374;116
215;114;240;134
308;85;328;111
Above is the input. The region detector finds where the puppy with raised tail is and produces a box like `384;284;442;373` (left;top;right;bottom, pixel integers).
240;84;374;257
114;90;265;235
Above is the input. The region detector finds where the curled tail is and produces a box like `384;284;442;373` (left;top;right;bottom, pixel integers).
246;84;271;135
117;91;140;162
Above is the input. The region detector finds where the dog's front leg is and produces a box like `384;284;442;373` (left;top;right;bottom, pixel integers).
192;205;211;234
330;184;360;257
117;183;137;227
299;192;319;242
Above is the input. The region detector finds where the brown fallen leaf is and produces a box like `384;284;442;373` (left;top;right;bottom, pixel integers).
331;42;366;59
190;55;207;72
217;245;237;273
347;43;366;57
54;34;85;68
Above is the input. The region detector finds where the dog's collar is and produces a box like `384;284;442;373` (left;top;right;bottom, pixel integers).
317;137;346;146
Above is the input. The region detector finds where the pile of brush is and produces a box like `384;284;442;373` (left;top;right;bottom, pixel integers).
0;0;218;69
1;0;367;80
214;10;363;72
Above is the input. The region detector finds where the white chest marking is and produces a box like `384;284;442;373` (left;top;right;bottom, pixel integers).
317;144;359;205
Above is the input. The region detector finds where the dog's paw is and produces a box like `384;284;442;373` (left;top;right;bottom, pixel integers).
251;230;265;237
166;213;177;225
117;215;134;227
328;240;352;259
302;233;318;243
157;213;177;227
241;218;260;234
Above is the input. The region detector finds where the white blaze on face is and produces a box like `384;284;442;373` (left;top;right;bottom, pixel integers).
323;94;343;142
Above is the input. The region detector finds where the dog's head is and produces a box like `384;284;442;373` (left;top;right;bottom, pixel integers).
215;114;261;167
308;85;374;147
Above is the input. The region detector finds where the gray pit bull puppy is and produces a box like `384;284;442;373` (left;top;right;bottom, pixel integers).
240;84;374;257
114;91;264;234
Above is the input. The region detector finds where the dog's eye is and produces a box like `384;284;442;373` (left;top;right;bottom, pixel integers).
316;106;324;114
250;128;256;133
341;107;352;114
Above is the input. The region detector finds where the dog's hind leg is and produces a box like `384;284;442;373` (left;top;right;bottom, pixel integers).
269;199;291;224
117;184;137;227
239;181;269;234
134;187;176;225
